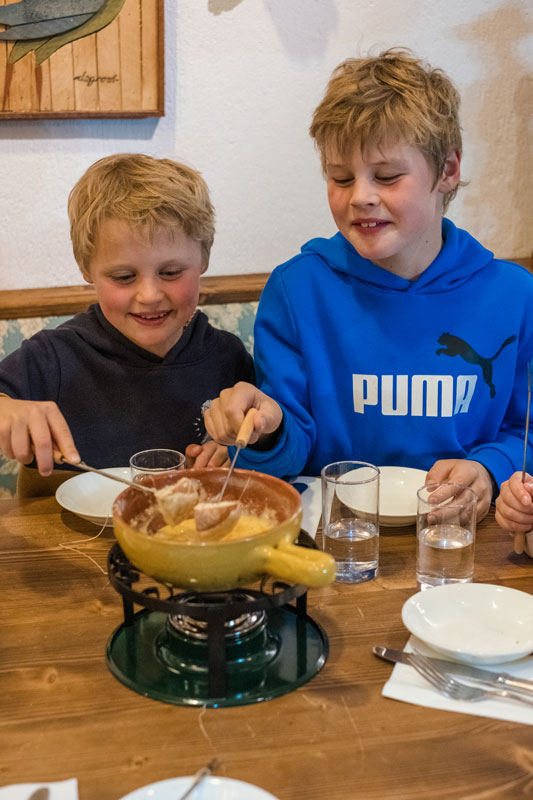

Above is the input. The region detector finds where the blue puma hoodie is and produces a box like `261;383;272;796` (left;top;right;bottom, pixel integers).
236;219;533;487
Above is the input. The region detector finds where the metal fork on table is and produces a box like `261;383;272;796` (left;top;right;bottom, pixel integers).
176;758;220;800
408;652;533;706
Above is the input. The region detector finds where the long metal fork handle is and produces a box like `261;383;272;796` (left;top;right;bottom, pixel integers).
176;758;220;800
57;456;155;495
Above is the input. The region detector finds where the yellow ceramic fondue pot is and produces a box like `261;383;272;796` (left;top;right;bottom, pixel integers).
112;467;335;591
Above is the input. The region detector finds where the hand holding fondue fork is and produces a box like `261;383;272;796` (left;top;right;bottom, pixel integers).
495;361;533;554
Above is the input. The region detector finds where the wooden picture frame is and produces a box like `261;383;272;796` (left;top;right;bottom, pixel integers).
0;0;164;119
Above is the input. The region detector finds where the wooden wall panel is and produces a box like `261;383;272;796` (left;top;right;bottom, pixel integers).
0;274;270;320
0;255;530;320
0;0;163;119
118;1;142;110
141;0;160;111
72;36;99;112
95;16;122;112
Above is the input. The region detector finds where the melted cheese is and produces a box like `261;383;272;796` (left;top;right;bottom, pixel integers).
154;513;272;544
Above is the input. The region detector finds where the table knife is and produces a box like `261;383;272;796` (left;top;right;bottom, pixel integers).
374;646;533;695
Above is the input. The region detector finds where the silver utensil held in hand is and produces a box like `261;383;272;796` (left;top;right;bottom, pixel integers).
176;758;219;800
56;454;155;496
216;408;257;502
515;361;532;555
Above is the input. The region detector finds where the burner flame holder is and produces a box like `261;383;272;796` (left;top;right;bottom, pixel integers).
107;532;315;698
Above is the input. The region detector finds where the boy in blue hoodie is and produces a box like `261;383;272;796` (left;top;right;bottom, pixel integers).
0;154;254;495
204;48;533;520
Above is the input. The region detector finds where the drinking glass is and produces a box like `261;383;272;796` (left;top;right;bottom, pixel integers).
129;448;185;483
321;461;380;583
416;482;477;591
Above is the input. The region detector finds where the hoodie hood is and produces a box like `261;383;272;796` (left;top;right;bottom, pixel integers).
301;218;494;294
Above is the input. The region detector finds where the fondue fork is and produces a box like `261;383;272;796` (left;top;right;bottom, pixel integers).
514;360;532;554
216;408;257;502
177;758;220;800
56;454;156;496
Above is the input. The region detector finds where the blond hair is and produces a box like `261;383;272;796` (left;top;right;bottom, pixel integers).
68;153;215;275
310;48;462;210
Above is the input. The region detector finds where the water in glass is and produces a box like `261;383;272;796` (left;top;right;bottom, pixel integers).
323;519;378;583
417;523;474;590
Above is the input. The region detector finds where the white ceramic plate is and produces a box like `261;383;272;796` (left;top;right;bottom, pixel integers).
402;583;533;665
336;466;426;527
55;467;130;526
118;776;279;800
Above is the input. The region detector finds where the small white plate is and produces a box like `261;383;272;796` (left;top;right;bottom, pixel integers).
402;583;533;665
119;776;279;800
337;466;426;527
55;468;130;526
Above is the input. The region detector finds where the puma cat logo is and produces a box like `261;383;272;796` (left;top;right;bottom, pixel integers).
436;333;516;398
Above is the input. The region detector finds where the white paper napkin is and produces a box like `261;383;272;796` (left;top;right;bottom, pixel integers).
290;476;322;538
382;636;533;725
0;779;78;799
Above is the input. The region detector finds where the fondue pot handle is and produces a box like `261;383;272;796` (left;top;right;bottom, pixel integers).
259;538;336;587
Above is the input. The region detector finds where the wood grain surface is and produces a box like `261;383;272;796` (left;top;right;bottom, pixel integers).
0;0;163;119
1;497;533;799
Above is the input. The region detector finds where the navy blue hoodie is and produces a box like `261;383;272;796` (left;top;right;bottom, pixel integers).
237;219;533;485
0;305;254;468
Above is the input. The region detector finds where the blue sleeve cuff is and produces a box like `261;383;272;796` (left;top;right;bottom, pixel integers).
231;413;303;478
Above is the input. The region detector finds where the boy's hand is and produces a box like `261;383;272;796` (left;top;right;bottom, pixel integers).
495;471;533;535
185;441;230;468
425;458;492;521
0;396;79;476
204;382;283;447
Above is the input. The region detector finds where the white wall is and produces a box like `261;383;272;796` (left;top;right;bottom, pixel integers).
0;0;531;290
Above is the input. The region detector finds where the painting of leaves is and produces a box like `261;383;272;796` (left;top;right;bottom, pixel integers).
0;0;164;118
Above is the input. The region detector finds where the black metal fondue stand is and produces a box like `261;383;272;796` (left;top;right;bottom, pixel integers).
106;532;329;707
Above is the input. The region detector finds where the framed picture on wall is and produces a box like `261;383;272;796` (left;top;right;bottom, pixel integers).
0;0;164;119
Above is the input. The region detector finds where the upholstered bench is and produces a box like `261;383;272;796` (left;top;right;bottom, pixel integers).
0;275;266;497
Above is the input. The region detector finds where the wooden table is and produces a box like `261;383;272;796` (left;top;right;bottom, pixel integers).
2;496;533;800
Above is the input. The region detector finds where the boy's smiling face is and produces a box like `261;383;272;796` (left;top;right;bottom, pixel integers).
85;219;206;357
325;141;461;279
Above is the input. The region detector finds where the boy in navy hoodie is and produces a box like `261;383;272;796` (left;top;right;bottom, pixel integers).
204;48;533;520
0;153;254;495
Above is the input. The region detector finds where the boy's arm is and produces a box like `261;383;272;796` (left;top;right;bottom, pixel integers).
0;395;79;476
495;471;533;532
495;472;533;557
184;441;230;468
226;269;317;477
427;335;533;520
183;332;256;468
460;342;533;494
426;458;493;521
204;382;283;448
0;336;79;474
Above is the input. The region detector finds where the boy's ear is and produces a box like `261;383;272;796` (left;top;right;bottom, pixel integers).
438;150;461;193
